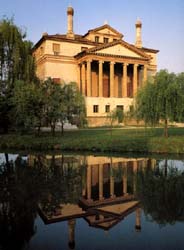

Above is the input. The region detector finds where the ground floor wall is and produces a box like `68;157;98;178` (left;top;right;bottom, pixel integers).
85;97;134;127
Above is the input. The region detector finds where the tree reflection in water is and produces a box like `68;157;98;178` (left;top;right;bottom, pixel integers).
0;154;40;250
0;153;184;250
136;159;184;225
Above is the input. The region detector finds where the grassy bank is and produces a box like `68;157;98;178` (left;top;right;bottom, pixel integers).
0;127;184;154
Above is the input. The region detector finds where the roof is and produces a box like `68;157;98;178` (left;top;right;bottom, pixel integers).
75;39;150;60
33;26;159;57
141;46;159;53
32;33;100;51
83;24;123;38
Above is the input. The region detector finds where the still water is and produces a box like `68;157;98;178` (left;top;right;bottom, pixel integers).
0;152;184;250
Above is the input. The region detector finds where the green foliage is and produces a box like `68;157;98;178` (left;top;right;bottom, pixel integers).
0;17;36;132
136;161;184;224
107;108;124;127
41;80;86;135
42;78;64;135
62;82;87;128
11;80;44;133
7;77;86;135
136;70;184;137
136;79;159;126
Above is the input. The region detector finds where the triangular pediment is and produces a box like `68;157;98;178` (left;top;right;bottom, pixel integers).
84;24;123;38
88;40;149;59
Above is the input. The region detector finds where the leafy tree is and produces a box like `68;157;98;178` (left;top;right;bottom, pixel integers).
42;78;64;136
135;70;184;137
62;82;87;130
176;72;184;122
0;18;36;133
11;79;86;135
106;107;124;136
11;80;45;133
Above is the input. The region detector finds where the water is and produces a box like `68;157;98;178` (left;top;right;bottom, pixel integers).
0;152;184;250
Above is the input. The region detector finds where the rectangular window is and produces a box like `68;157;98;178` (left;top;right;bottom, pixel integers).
105;105;110;113
104;37;109;43
93;105;99;113
95;36;99;43
116;105;124;111
113;39;117;42
53;43;60;55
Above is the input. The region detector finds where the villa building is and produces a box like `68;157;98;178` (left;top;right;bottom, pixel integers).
33;6;159;126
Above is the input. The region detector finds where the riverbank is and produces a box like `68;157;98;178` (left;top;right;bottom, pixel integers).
0;127;184;154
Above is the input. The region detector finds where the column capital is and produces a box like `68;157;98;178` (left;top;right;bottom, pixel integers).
87;59;92;63
134;63;139;68
98;60;104;64
123;62;129;66
110;61;115;65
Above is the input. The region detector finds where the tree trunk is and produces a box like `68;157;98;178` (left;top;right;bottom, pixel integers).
164;119;168;137
164;159;168;177
51;124;55;136
61;122;64;135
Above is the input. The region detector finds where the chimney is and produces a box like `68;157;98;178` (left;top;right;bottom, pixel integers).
135;19;142;48
67;6;75;39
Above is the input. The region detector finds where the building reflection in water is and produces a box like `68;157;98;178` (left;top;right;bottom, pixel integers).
33;154;156;249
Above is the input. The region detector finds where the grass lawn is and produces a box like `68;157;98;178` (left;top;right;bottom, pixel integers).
0;127;184;154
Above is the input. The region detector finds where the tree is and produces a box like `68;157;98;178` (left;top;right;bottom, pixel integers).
135;70;184;137
11;80;45;133
107;107;124;136
0;18;36;133
42;78;64;136
62;82;86;130
176;72;184;122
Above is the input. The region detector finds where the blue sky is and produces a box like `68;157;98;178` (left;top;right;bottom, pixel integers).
0;0;184;73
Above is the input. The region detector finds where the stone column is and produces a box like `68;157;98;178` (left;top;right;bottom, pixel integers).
68;219;76;249
98;60;103;97
110;175;115;198
143;64;148;84
133;64;138;96
110;62;115;97
87;60;92;97
122;63;128;97
87;165;92;201
135;208;141;232
81;62;86;95
123;164;128;195
110;161;115;198
77;64;81;91
99;164;104;200
133;161;138;194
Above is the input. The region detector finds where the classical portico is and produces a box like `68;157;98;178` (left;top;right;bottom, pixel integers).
78;59;148;98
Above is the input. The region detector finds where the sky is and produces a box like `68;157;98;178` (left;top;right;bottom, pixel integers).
0;0;184;73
